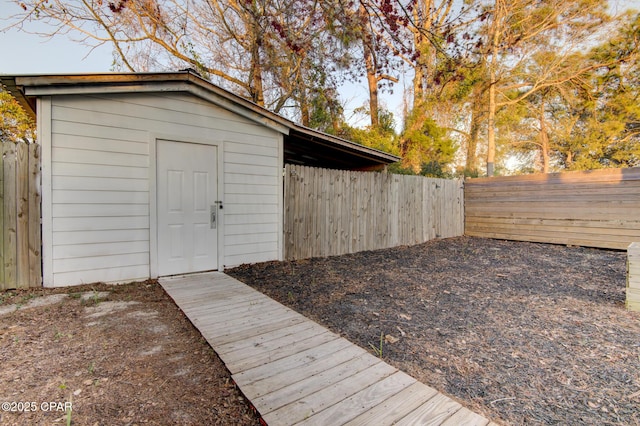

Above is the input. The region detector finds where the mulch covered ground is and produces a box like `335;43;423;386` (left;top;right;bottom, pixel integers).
228;236;640;425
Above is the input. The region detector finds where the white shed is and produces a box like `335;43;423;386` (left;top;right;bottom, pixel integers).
2;71;397;287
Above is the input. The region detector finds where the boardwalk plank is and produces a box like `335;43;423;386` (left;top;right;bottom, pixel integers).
262;362;397;425
189;301;288;326
225;331;340;374
441;407;490;426
216;321;325;356
394;393;462;426
343;381;439;426
191;305;299;331
297;371;416;426
232;338;355;387
254;352;383;414
239;344;369;399
219;323;330;366
203;316;308;346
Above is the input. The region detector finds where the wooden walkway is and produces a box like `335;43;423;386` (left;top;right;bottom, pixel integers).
160;272;494;425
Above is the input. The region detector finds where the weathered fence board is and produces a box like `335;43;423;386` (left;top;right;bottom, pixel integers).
465;167;640;250
628;242;640;312
284;165;464;260
1;142;41;289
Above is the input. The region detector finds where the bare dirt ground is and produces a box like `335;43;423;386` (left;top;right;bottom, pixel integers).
0;280;260;425
228;236;640;426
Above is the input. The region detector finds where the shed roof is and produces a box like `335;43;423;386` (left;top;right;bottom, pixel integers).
1;71;399;170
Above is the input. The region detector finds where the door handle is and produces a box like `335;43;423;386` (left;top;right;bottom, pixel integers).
210;205;216;229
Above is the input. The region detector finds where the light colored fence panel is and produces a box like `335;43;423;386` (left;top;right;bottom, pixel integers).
1;142;41;289
284;165;464;260
464;167;640;250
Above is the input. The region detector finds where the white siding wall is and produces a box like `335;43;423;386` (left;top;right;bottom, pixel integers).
46;92;282;287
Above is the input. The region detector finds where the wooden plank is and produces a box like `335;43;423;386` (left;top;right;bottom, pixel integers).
465;230;631;250
297;371;417;426
237;344;370;399
440;407;491;425
215;320;327;356
232;338;355;387
0;143;4;288
218;324;329;367
191;305;300;333
3;143;17;289
224;331;340;374
184;301;288;324
14;143;28;288
628;249;640;310
344;381;439;426
178;294;269;313
465;167;640;185
261;362;397;425
252;352;383;414
393;393;462;425
202;316;308;346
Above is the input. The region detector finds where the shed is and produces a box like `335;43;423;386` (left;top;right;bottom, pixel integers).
2;71;398;287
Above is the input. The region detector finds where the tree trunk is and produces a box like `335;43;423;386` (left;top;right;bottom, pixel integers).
539;101;550;173
466;97;482;174
487;77;496;176
249;30;265;106
364;45;379;128
486;0;503;177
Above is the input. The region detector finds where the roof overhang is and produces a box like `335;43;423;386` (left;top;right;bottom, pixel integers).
1;71;399;170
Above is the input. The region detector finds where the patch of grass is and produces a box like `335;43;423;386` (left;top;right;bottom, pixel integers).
0;291;16;305
368;331;384;358
20;294;36;304
287;291;295;303
68;292;82;299
88;361;95;375
54;331;65;341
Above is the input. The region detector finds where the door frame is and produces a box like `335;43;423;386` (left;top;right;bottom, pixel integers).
149;134;224;278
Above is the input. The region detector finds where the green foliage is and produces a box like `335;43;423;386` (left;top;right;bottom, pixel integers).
340;109;399;156
399;112;456;175
0;90;35;143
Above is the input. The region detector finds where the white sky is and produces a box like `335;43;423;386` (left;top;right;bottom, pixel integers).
0;1;114;73
0;0;405;129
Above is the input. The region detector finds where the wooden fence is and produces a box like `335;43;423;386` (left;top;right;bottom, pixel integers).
465;167;640;250
284;164;464;260
1;142;41;289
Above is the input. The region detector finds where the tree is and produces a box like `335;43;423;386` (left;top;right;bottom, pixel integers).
0;90;35;143
500;11;640;172
479;0;610;175
8;0;352;122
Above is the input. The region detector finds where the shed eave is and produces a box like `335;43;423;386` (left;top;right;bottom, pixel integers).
3;71;400;168
15;77;291;136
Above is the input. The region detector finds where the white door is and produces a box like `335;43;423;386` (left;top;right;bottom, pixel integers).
157;140;218;276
